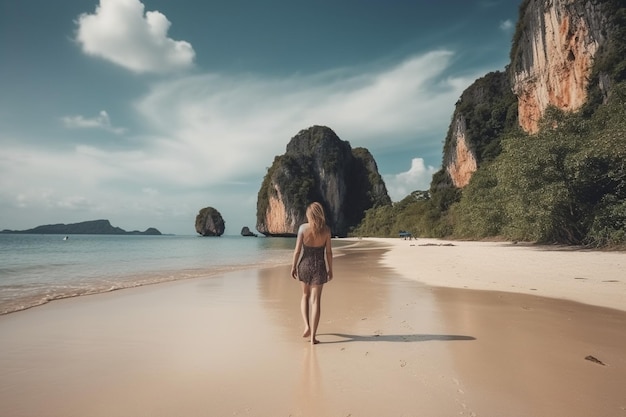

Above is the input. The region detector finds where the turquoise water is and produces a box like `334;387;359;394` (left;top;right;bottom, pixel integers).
0;234;297;315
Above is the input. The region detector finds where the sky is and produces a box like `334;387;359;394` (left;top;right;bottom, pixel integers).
0;0;520;235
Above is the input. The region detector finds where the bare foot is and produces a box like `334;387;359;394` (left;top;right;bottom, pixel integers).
311;338;320;345
302;328;311;338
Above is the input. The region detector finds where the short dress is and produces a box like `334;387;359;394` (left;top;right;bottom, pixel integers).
297;244;328;285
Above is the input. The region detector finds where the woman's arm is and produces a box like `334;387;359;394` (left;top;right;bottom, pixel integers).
291;224;305;279
325;229;333;281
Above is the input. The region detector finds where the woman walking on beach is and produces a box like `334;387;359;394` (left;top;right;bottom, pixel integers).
291;202;333;345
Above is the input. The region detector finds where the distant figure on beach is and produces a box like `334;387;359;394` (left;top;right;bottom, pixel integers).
291;202;333;345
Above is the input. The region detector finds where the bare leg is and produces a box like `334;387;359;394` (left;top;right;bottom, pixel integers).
300;282;311;337
309;285;324;344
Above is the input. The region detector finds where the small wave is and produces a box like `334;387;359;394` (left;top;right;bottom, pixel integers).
0;259;291;316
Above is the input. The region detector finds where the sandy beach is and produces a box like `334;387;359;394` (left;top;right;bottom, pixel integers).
375;237;626;312
0;238;625;417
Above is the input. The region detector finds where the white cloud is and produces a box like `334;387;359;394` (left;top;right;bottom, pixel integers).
1;50;487;234
384;158;438;201
75;0;195;73
62;110;126;134
499;19;514;31
133;51;475;187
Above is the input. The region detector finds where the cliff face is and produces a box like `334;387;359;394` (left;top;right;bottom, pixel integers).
438;0;614;190
439;71;517;189
256;126;391;237
445;115;478;188
511;0;608;133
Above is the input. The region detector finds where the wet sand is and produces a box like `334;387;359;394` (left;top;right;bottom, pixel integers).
0;239;624;416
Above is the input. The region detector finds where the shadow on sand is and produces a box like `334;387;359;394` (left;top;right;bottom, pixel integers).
321;333;476;344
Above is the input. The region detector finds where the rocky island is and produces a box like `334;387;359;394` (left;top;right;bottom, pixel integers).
195;207;225;236
240;226;258;237
0;219;162;235
256;125;390;237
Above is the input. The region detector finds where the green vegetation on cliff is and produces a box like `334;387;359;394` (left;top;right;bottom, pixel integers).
352;82;626;247
444;70;518;164
456;85;626;245
256;153;318;223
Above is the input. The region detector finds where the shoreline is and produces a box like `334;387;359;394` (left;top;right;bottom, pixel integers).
1;238;625;416
0;237;360;317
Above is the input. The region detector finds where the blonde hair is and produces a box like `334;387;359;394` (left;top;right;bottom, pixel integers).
306;202;327;238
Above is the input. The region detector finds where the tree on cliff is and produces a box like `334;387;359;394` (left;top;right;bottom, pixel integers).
256;126;391;237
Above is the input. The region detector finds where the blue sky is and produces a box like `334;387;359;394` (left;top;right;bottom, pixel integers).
0;0;519;235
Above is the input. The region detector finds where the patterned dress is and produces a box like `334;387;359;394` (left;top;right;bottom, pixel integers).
297;244;328;285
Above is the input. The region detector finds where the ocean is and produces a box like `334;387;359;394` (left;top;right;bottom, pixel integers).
0;234;298;315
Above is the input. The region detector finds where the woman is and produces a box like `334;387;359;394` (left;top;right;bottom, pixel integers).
291;202;333;345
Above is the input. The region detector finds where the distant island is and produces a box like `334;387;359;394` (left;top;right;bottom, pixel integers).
1;219;162;235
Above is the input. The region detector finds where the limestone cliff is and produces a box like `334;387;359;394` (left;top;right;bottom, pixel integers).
256;126;391;237
437;0;622;190
445;115;477;188
439;71;517;189
511;0;608;133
